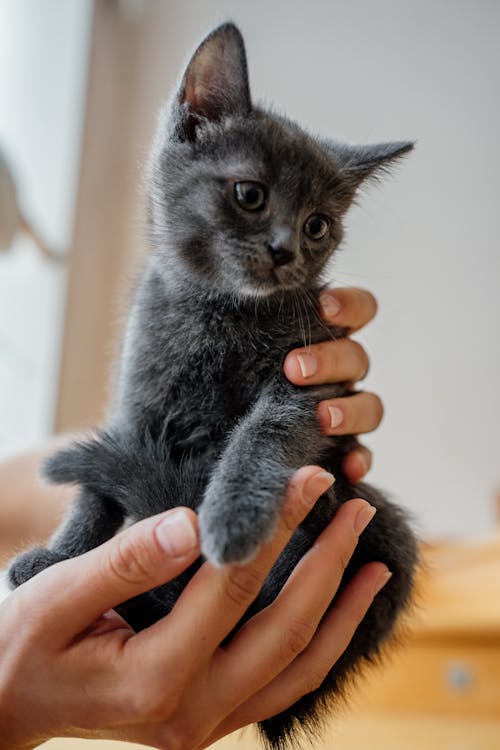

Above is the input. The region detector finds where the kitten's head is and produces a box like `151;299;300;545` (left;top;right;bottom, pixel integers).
148;23;412;298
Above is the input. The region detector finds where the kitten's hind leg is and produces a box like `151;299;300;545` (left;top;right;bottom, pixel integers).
8;547;67;587
8;487;125;588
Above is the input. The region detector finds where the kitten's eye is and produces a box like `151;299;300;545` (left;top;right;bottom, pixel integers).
234;181;267;211
304;214;329;240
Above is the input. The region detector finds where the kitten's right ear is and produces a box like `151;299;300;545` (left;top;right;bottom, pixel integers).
170;23;252;142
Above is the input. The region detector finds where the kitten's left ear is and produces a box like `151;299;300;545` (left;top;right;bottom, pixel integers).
334;140;414;191
171;23;251;142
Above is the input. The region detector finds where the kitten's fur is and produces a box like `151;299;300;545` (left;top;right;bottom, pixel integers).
9;23;418;749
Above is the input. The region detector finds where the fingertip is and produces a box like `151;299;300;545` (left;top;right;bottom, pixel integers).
373;567;393;596
351;561;392;597
316;401;344;434
303;470;335;505
289;464;325;483
367;290;378;317
320;287;378;330
283;351;315;383
154;507;200;558
342;448;372;482
318;291;341;321
330;562;391;621
286;466;335;511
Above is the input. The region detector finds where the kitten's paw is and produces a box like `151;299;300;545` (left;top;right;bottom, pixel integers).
198;496;278;566
8;547;66;588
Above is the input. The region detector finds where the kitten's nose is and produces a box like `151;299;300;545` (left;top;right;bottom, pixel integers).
267;244;294;267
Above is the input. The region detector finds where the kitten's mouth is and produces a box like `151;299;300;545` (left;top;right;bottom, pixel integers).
246;265;305;295
265;259;306;288
273;267;305;287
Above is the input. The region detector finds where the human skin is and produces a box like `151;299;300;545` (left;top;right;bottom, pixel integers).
0;286;382;558
0;467;389;750
0;286;386;748
284;286;383;481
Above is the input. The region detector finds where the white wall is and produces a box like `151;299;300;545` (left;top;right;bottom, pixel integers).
0;0;92;457
147;0;500;539
2;0;498;540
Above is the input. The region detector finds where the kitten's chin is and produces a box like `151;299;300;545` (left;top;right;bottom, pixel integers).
236;277;303;300
246;268;307;298
238;282;279;299
221;266;308;299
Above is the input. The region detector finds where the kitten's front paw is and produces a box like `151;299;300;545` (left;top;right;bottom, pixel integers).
199;495;279;566
8;547;66;588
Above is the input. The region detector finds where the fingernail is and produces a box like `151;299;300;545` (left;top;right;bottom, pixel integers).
354;503;377;535
296;352;317;379
155;509;198;557
319;292;341;320
328;406;344;429
356;452;369;477
304;471;335;505
373;569;392;595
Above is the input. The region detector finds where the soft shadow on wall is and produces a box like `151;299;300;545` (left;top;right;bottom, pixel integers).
1;0;499;542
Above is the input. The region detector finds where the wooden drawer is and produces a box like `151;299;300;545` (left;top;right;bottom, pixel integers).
355;640;500;718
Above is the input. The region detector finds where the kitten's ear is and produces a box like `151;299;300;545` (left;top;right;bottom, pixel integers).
171;23;251;142
333;140;414;192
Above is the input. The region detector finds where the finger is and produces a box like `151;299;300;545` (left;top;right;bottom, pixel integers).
214;562;391;735
318;287;378;332
17;507;200;643
76;609;132;639
209;498;376;713
342;445;373;482
135;466;335;668
317;392;384;436
284;338;369;386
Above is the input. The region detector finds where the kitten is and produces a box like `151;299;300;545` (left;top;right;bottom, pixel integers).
9;23;418;749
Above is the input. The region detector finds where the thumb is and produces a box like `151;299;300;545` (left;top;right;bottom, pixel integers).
23;508;200;641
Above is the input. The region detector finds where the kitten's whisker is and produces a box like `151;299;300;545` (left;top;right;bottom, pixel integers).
291;289;308;350
303;287;338;343
278;288;284;319
297;288;312;349
294;290;303;347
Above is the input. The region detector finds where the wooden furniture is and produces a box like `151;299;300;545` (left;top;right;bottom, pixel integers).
352;534;500;719
41;716;500;750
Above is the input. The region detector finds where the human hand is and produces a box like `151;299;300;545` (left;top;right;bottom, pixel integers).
284;287;383;483
0;466;389;750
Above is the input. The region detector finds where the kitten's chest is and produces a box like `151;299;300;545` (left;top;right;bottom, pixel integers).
148;306;290;403
114;274;336;446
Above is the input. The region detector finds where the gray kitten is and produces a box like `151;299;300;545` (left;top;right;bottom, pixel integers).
9;23;418;749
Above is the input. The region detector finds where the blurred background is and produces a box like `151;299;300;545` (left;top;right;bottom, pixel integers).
1;0;499;539
0;2;499;748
